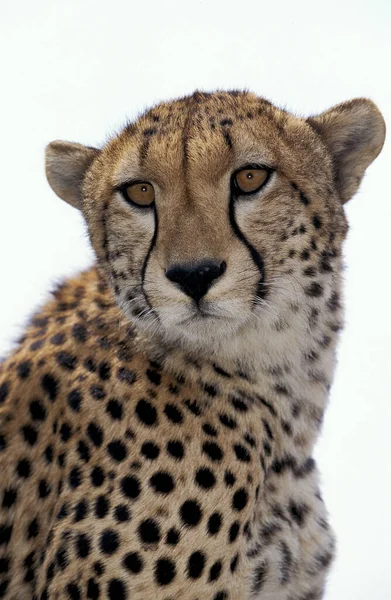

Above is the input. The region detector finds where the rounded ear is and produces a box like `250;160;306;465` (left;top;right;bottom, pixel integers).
307;99;386;203
45;141;100;208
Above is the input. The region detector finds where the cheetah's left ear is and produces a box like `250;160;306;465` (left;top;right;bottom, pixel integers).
307;99;386;204
45;141;100;209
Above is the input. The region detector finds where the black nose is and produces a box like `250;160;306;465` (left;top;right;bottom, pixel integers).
165;260;226;303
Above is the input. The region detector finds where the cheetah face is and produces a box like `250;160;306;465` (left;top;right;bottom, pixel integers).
45;91;385;351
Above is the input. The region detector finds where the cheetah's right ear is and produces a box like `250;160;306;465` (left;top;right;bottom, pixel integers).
45;141;100;209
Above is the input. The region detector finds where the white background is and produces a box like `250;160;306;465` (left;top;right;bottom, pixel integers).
0;1;390;598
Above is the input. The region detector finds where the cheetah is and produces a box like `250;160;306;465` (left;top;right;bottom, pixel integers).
0;90;385;600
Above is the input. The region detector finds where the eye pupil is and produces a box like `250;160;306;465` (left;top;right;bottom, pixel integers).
141;186;147;192
247;173;253;179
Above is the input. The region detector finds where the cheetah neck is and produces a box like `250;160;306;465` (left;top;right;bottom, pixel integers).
133;269;343;455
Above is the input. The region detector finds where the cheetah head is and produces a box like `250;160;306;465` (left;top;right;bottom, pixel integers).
45;91;385;355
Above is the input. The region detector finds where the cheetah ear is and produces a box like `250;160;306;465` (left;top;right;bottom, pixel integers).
45;141;100;209
307;99;385;203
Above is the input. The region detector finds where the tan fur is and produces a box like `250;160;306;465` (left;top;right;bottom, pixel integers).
0;90;385;599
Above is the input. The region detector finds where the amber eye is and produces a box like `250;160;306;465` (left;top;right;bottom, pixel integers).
124;182;155;207
234;167;269;194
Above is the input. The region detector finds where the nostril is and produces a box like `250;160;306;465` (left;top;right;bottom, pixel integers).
219;260;227;276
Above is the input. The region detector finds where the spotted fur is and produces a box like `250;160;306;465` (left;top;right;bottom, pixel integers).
0;90;385;599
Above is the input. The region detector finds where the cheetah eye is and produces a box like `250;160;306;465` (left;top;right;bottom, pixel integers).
233;167;270;195
123;182;155;207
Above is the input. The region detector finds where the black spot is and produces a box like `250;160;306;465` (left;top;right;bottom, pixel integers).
136;399;157;426
143;127;157;136
204;383;218;397
141;441;160;460
121;476;141;499
66;583;81;600
41;374;59;401
0;382;10;404
21;425;38;446
91;466;105;487
95;495;109;519
166;528;180;545
56;351;77;370
146;369;161;385
50;333;65;345
84;357;97;372
114;504;130;522
107;440;127;462
299;191;310;205
224;470;236;487
233;444;251;462
231;397;248;412
150;472;174;494
90;385;106;400
313;215;322;229
305;282;324;297
99;529;119;554
67;389;82;412
154;558;176;586
0;524;12;545
164;403;183;423
69;467;82;488
207;512;222;535
72;323;89;342
213;363;231;378
187;551;205;579
117;366;137;385
17;361;31;379
74;500;88;522
252;560;268;593
16;458;31;478
87;578;100;599
77;440;90;462
123;552;143;573
2;489;17;509
214;592;228;600
107;579;127;599
232;488;248;511
303;266;317;277
44;444;53;464
230;554;239;573
229;521;240;542
219;413;237;429
195;467;216;489
87;422;103;447
202;441;223;462
279;541;293;583
184;398;202;416
29;400;46;421
138;519;160;543
289;501;309;527
38;479;51;498
166;440;184;460
180;500;202;527
75;533;91;558
98;362;111;381
209;560;222;581
60;423;72;442
202;423;218;437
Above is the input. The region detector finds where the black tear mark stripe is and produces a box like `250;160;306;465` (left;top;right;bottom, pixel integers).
140;203;160;322
228;192;266;304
